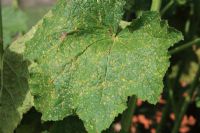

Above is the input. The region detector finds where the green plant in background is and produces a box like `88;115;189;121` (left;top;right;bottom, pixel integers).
2;6;27;48
1;0;200;133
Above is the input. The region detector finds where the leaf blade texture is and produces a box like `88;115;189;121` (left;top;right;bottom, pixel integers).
24;0;183;132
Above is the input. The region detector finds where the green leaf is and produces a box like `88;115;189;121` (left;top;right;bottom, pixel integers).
180;61;199;86
2;6;28;48
24;0;183;132
195;97;200;108
0;6;33;133
176;0;187;5
0;49;33;133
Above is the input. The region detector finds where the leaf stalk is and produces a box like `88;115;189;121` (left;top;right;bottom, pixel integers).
171;64;200;133
120;96;137;133
0;0;3;61
161;0;174;16
169;38;200;55
0;0;3;101
151;0;162;12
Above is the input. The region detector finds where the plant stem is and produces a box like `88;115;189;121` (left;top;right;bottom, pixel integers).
151;0;162;12
169;87;177;113
120;96;137;133
171;62;185;115
0;0;3;60
156;98;171;133
171;98;189;133
169;38;200;55
156;77;172;133
12;0;19;9
161;0;174;16
0;0;3;102
171;64;200;133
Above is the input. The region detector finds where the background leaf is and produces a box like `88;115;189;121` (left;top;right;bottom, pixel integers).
0;49;33;133
2;7;28;48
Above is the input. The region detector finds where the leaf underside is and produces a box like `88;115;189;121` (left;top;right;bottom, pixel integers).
0;6;32;133
24;0;183;132
0;50;33;133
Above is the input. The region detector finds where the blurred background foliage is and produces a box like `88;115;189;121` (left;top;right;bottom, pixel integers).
2;0;200;133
